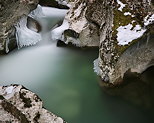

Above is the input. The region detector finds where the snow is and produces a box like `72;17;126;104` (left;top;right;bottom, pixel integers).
117;24;146;45
124;12;131;16
144;14;154;26
117;0;126;11
15;16;41;48
51;19;69;41
93;58;101;76
5;86;14;94
0;85;21;100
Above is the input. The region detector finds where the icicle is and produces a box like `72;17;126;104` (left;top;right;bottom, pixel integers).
51;19;69;41
28;4;45;20
5;37;10;53
15;16;41;49
93;58;101;76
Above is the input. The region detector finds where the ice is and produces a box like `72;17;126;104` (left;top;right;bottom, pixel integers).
29;4;45;20
93;58;101;76
15;16;41;49
56;0;71;8
51;19;69;41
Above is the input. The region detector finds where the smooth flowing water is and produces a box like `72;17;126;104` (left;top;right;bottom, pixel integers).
0;7;153;123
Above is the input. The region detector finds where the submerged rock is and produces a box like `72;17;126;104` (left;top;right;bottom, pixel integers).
0;0;39;53
0;84;66;123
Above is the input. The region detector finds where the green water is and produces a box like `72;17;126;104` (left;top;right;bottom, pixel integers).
0;6;153;122
0;42;153;123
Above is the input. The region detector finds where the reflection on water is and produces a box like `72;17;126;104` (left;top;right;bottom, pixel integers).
0;6;153;123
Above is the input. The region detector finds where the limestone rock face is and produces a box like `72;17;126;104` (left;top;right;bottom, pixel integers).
64;0;100;47
0;0;39;53
65;0;154;84
0;85;66;123
64;0;154;107
97;0;154;84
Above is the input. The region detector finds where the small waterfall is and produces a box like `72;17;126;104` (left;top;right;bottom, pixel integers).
6;5;68;51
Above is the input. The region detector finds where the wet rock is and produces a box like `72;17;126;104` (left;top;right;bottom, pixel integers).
0;85;66;123
65;0;154;83
0;0;39;53
39;0;70;9
64;0;100;47
64;0;154;107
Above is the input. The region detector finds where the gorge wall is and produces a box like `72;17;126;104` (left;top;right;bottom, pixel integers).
0;0;154;108
63;0;154;107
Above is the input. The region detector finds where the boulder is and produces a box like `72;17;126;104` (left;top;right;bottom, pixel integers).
0;84;66;123
65;0;154;83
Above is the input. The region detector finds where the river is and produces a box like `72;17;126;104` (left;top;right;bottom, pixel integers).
0;6;153;123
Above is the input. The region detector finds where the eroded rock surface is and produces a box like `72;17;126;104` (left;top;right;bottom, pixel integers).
64;0;100;47
65;0;154;84
0;0;39;53
39;0;70;9
63;0;154;107
0;85;66;123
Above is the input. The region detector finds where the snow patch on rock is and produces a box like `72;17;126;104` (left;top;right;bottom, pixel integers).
117;0;126;11
117;24;146;45
144;14;154;26
124;12;131;16
0;85;21;100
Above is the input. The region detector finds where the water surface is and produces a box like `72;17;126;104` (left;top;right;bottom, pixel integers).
0;6;153;123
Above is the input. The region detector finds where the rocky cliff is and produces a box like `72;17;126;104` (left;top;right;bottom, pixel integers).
63;0;154;107
65;0;154;84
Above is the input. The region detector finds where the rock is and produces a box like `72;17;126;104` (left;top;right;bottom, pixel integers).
65;0;154;83
39;0;70;9
64;0;154;107
97;0;154;84
64;0;100;47
0;0;39;53
0;85;66;123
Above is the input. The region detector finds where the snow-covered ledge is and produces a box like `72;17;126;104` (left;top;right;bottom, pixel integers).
0;85;66;123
